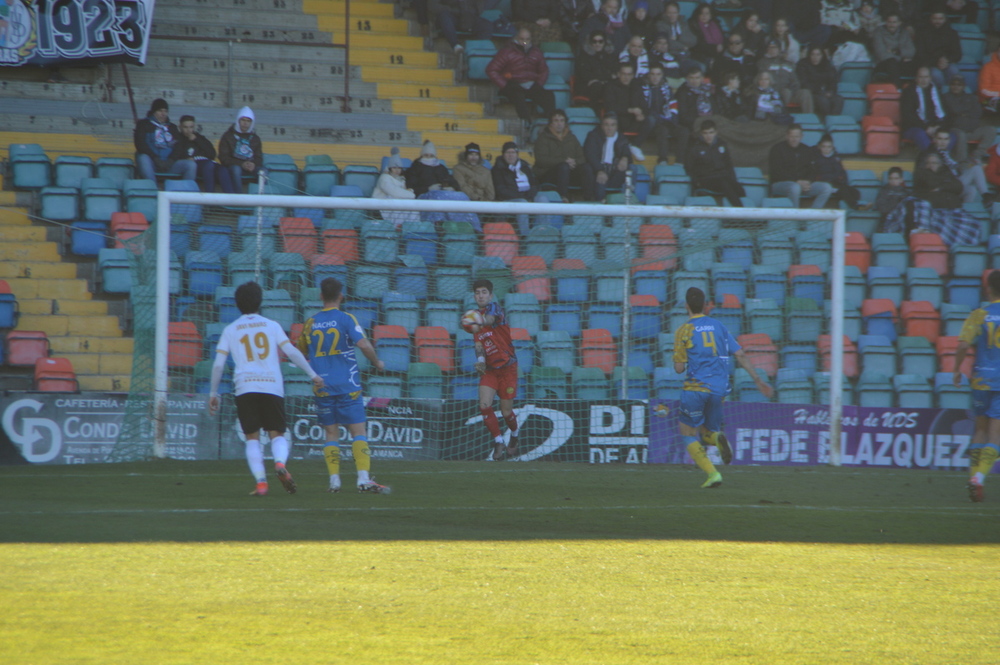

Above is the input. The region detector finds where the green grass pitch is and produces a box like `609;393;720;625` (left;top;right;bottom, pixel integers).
1;459;998;664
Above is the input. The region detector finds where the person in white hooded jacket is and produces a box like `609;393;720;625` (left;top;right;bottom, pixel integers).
218;106;264;191
372;148;420;228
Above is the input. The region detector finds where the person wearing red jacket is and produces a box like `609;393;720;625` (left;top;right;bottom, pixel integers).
979;47;1000;113
984;143;1000;189
485;27;556;126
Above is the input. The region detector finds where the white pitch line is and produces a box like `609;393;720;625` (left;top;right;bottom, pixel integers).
0;504;995;518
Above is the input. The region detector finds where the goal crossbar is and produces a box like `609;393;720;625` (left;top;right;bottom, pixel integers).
154;192;847;464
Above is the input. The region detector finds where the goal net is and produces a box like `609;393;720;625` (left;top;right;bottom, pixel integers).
113;186;846;466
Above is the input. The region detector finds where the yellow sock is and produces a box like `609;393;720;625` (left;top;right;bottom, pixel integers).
687;439;717;476
352;436;371;473
702;431;719;447
323;443;341;476
968;447;982;477
978;446;999;477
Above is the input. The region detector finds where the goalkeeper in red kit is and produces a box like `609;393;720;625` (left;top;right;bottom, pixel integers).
469;279;520;461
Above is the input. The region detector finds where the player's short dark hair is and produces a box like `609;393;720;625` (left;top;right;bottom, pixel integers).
819;133;834;145
887;166;903;177
989;270;1000;296
320;277;343;303
235;281;263;314
934;127;951;138
788;123;803;133
179;115;195;125
686;287;706;314
549;108;568;122
472;279;493;293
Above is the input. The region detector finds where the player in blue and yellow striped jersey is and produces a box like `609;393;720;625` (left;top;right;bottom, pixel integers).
953;270;1000;502
297;278;389;494
673;287;773;488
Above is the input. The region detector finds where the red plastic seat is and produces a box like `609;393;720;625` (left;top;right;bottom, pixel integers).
373;325;409;341
900;301;941;342
581;328;616;375
818;334;859;378
909;233;949;276
34;357;78;392
936;335;974;377
737;333;779;379
844;232;872;274
279;217;318;258
862;298;898;320
512;255;551;302
483;223;519;266
168;321;202;368
321;228;359;262
862;116;900;156
866;83;900;123
110;211;149;248
414;326;454;372
6;331;49;367
552;258;586;271
638;224;678;266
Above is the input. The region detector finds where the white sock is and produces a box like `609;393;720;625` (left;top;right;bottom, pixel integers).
271;435;290;465
357;470;370;485
974;472;985;484
510;427;519;437
330;474;341;490
495;436;504;444
245;439;266;483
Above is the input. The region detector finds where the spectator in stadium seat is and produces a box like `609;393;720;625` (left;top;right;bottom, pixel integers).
796;46;843;118
915;10;961;90
874;166;911;224
620;34;652;78
453;142;495;202
884;151;983;244
655;1;700;73
582;112;633;201
757;40;814;114
688;3;725;69
486;27;556;126
879;0;919;27
942;75;996;164
782;0;831;50
715;71;748;121
978;45;1000;113
533;110;586;202
373;148;419;228
769;123;833;208
856;1;883;43
648;33;683;78
133;98;196;184
603;62;651;161
218;106;263;191
513;0;565;43
710;32;757;91
626;2;658;45
918;127;988;204
871;12;915;85
574;31;619;111
813;134;861;209
935;0;980;26
744;71;792;124
578;0;632;54
492;141;546;235
685;120;745;206
675;67;716;160
641;64;682;164
985;143;1000;189
732;10;768;59
767;16;801;65
172;115;237;194
914;151;964;210
901;67;953;152
427;0;494;53
406;141;460;197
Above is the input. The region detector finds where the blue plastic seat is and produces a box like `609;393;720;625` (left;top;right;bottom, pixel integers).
185;250;225;297
867;266;904;304
70;221;108;256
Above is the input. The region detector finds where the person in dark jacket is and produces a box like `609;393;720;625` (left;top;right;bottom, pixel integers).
133;98;196;183
875;167;911;222
685;120;745;206
574;30;619;111
675;67;716;160
492;141;544;235
714;71;747;121
533;109;586;201
582;113;633;201
768;124;833;207
513;0;564;42
433;0;494;53
812;134;860;208
732;9;768;58
405;140;460;197
796;47;843;118
603;62;651;161
218;106;264;189
900;67;954;152
688;3;724;68
641;64;681;164
710;32;757;91
655;1;700;73
914;151;963;209
942;75;996;164
626;1;658;44
915;10;961;89
486;27;556;123
172;115;237;193
578;0;632;54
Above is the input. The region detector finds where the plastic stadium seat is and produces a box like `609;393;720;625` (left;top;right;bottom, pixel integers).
471;256;512;298
39;186;79;222
450;374;480;399
900;301;941;343
844;232;871;274
737;333;779;379
401;221;439;266
630;295;661;341
711;262;748;305
98;248;132;293
525;225;560;266
581;328;616;375
309;254;347;288
466;39;498;80
858;334;897;376
54;155;93;189
866;83;901;122
546;303;582;339
261;289;296;332
383;291;421;334
279;217;318;257
512;255;551;302
441;221;478;266
587;304;623;338
269;252;308;291
34;357;78;392
947;277;982;309
638;224;678;267
70;221;108;256
786;297;823;344
413;326;455;372
304;158;341;197
862;116;899;156
862;299;899;341
842;265;866;310
10;147;52;189
572;366;611;399
321;227;360;263
532;366;568;399
6;330;48;366
905;267;943;308
612;366;650;399
80;177;122;222
867;266;904;304
936;336;974;377
857;371;894;407
537;330;575;373
818;335;859;378
632;260;669;303
110;212;149;248
872;233;909;272
553;258;590;303
373;325;411;373
167;322;202;369
788;264;824;307
941;302;971;336
935;372;970;409
361;222;399;264
406;362;444;398
562;225;599;265
95;157;134;189
185;250;225;297
342;165;380;197
483;222;519;266
909;233;949;276
164;179;204;223
951;244;987;278
897;336;937;376
505;292;543;336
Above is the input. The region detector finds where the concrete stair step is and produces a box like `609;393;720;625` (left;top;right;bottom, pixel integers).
153;0;398;18
392;99;486;118
61;353;133;376
360;66;454;85
150;21;332;43
4;277;89;299
421;130;515;148
315;16;412;35
376;82;468;100
78;375;132;392
0;208;32;224
18;298;109;316
150;5;322;27
0;226;48;242
0;242;61;262
17;314;123;338
144;55;363;78
302;0;397;18
0;262;80;281
406;116;500;133
49;336;134;355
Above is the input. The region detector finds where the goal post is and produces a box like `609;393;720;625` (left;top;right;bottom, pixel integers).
139;190;845;465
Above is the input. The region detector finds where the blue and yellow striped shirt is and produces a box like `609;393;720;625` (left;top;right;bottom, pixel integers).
673;314;739;396
297;307;366;396
958;300;1000;391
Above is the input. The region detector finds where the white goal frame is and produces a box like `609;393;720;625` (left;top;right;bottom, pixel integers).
155;191;847;464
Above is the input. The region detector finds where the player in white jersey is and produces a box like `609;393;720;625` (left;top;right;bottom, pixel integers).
208;281;323;496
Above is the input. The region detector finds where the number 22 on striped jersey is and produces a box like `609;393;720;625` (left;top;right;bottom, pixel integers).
310;327;342;357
